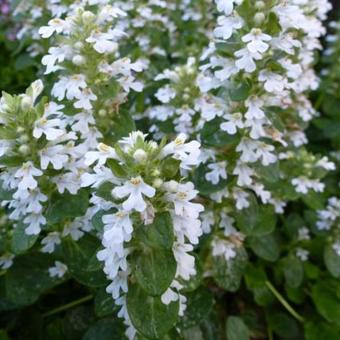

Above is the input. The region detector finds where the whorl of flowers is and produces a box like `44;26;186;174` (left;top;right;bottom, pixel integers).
82;131;203;338
204;0;331;196
0;80;63;235
317;197;340;255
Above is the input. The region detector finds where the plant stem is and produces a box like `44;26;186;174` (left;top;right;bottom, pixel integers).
265;281;304;323
42;294;93;318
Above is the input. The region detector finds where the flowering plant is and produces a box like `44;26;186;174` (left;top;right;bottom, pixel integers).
1;0;340;339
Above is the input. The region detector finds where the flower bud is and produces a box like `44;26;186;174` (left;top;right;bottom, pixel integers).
16;127;25;134
98;109;107;117
152;178;163;188
255;1;265;10
151;169;160;177
18;134;29;143
74;42;84;50
82;11;95;22
20;95;32;110
183;94;190;101
18;144;30;155
133;149;147;163
72;55;86;66
254;12;265;25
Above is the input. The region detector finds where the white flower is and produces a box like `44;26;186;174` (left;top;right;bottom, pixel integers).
233;189;250;210
40;145;68;170
173;242;196;280
49;261;68;278
258;70;285;93
214;15;243;40
86;30;121;54
296;248;309;261
155;85;176;103
33;117;65;141
166;182;204;218
74;88;98;110
63;221;84;241
333;242;340;256
256;143;277;166
242;28;271;54
233;162;254;186
52;75;87;101
215;0;238;15
15;162;43;191
212;238;237;261
102;211;133;243
245;97;265;120
220;112;244;134
162;134;201;170
112;177;155;212
85;143;118;166
205;162;227;185
298;227;310;241
39;18;68;38
41;232;61;253
0;253;14;269
234;47;262;73
24;213;46;235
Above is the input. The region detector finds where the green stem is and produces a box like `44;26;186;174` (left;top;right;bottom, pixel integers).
42;294;93;318
265;281;304;323
0;270;6;277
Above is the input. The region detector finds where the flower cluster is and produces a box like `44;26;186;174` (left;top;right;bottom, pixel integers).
191;0;332;264
317;197;340;255
82;131;203;338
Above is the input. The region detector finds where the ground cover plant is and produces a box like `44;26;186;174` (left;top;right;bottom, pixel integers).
1;0;340;339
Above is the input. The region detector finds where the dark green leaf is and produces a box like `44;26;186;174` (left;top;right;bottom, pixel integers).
11;221;38;254
324;244;340;278
180;287;214;329
212;247;248;292
136;212;174;250
46;189;89;224
132;247;176;296
226;316;249;340
127;283;179;339
248;233;279;262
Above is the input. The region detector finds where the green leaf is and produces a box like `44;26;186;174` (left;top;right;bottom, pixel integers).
267;312;299;339
161;158;180;179
180;287;214;329
11;221;38;254
201;118;240;148
226;316;249;340
106;158;126;178
282;255;303;288
212;247;248;292
236;203;276;236
132;247;176;296
324;244;340;278
94;288;116;317
136;212;174;250
0;181;14;200
96;182;115;201
305;321;340;340
83;318;125;340
62;236;107;287
109;110;136;144
46;189;89;224
248;233;279;262
228;81;251;102
311;281;340;325
127;283;179;339
4;253;61;308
